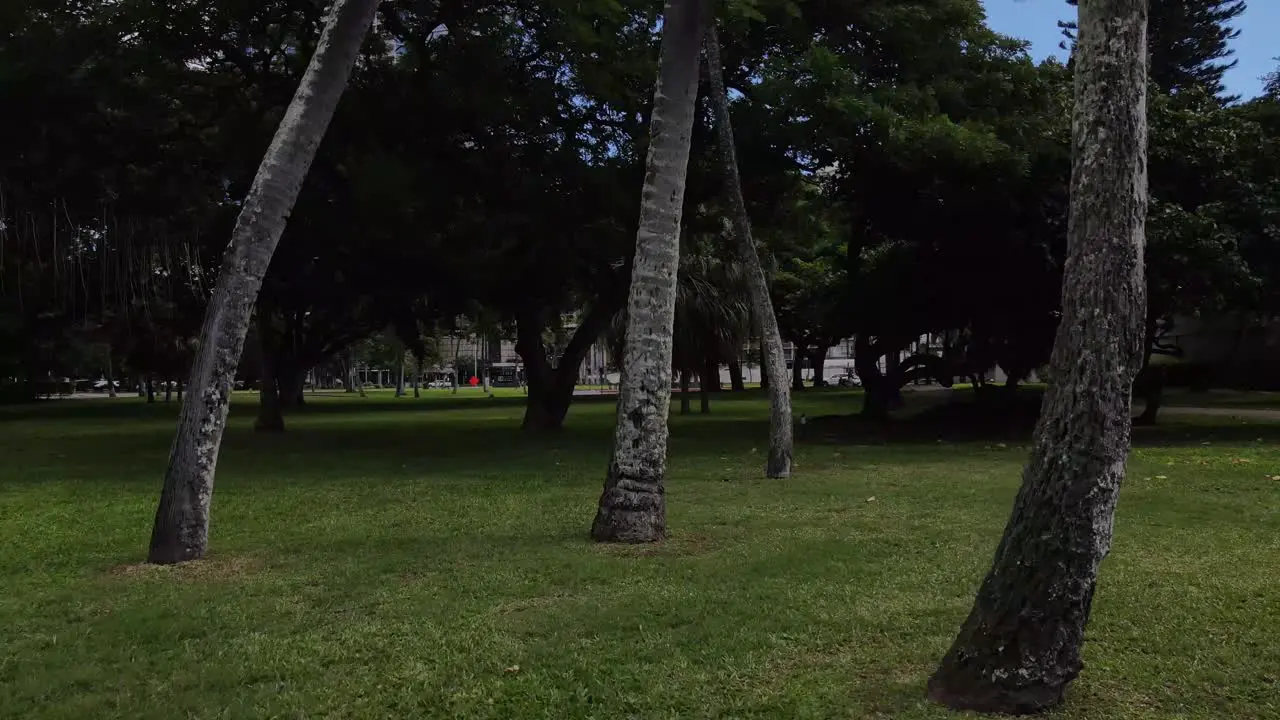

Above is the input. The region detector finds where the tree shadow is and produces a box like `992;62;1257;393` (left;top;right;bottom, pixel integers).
803;390;1280;448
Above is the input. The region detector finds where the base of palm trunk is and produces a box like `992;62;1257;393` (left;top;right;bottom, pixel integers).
590;467;666;543
927;665;1072;715
147;519;207;566
765;448;792;479
926;609;1082;715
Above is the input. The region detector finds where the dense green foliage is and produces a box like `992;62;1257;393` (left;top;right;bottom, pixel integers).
2;0;1277;420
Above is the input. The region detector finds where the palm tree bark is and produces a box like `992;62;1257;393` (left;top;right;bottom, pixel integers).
926;0;1149;713
146;0;380;565
590;0;706;544
704;26;793;478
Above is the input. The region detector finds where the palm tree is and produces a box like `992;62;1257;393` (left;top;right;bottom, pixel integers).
927;0;1150;712
610;249;752;416
673;252;751;415
703;25;794;478
147;0;382;565
590;0;707;544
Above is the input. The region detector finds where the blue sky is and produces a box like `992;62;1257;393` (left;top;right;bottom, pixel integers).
981;0;1277;99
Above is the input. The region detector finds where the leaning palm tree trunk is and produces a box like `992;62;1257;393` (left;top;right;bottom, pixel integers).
703;27;792;478
147;0;380;565
926;0;1149;712
590;0;706;543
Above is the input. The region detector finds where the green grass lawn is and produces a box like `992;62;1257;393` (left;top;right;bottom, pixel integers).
1;390;1278;719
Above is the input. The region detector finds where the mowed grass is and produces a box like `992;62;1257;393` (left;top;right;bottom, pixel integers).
1;389;1278;719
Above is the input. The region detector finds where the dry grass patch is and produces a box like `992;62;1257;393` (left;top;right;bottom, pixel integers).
104;553;265;583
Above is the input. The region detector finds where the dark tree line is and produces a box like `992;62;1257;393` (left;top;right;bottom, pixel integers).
2;0;1277;426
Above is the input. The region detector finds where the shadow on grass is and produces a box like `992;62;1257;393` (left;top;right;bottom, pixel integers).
805;389;1280;447
0;392;543;422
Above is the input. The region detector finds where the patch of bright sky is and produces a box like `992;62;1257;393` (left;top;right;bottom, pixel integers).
981;0;1277;99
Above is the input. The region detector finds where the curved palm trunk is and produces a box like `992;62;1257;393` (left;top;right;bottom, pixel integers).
147;0;380;565
704;27;793;477
927;0;1149;712
590;0;706;544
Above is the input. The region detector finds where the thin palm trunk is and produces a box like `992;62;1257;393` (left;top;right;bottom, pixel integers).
146;0;380;565
704;27;793;478
105;349;117;398
699;357;713;413
452;335;460;394
395;342;406;397
590;0;706;544
679;369;691;415
927;0;1149;712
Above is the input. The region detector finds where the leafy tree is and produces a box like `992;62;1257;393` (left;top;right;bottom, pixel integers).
770;3;1073;415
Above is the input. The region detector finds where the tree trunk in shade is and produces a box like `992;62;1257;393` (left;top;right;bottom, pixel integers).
704;26;793;477
254;312;285;433
679;369;691;415
759;340;769;390
105;350;117;398
590;0;705;544
728;360;745;391
809;346;829;386
147;0;381;565
1133;321;1163;425
698;358;712;413
927;0;1149;713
